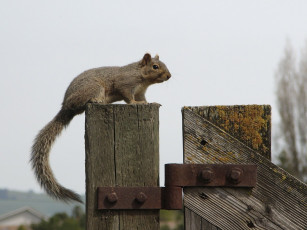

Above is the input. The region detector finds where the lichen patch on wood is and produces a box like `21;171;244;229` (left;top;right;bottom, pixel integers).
184;105;271;160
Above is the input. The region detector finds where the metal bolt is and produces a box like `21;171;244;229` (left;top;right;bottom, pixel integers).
201;168;213;183
107;192;118;203
136;192;148;203
228;168;243;184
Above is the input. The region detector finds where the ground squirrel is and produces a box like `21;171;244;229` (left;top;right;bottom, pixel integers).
31;53;171;203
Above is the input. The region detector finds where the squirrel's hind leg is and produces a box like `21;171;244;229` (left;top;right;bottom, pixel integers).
89;86;106;104
63;84;106;111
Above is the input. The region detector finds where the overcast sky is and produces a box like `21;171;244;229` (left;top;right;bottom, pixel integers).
1;0;307;195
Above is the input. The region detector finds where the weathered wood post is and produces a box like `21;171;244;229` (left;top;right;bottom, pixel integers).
85;103;160;230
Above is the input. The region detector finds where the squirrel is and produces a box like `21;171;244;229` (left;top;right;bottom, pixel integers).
31;53;171;203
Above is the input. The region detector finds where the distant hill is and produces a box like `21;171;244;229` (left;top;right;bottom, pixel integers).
0;188;85;217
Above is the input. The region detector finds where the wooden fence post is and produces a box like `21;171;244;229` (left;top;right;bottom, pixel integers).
85;103;160;230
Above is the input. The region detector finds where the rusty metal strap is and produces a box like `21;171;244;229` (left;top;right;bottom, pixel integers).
97;186;182;210
165;164;257;187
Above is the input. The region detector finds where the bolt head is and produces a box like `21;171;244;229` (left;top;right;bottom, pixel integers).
228;168;243;184
136;192;148;203
107;192;118;203
201;168;213;183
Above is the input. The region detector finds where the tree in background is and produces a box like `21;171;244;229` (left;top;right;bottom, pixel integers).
17;225;28;230
160;210;183;230
72;205;85;228
275;41;307;182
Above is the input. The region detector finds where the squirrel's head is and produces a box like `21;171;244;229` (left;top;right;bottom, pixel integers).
139;53;171;83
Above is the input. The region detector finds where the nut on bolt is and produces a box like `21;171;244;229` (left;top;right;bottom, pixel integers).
107;192;118;203
228;167;243;184
136;192;148;203
201;168;213;183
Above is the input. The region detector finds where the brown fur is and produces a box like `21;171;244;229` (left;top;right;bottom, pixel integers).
31;53;171;203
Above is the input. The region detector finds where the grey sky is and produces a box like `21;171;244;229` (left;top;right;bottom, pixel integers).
1;0;307;194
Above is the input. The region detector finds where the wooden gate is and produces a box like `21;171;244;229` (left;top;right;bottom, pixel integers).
183;106;306;230
85;104;307;230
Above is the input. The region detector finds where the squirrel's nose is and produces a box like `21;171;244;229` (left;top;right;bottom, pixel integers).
166;73;171;79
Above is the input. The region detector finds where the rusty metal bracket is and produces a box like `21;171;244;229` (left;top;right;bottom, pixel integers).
97;186;182;210
165;164;257;187
97;163;257;210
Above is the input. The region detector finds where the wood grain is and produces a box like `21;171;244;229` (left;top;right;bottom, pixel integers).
85;103;160;230
183;106;307;230
185;208;220;230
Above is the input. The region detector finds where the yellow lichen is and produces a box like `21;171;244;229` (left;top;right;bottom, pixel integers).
186;156;193;161
287;187;293;192
218;156;236;163
215;105;269;155
282;174;287;181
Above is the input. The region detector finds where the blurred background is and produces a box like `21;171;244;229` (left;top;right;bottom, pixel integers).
0;1;306;229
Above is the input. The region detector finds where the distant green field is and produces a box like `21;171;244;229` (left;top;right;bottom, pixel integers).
0;188;85;217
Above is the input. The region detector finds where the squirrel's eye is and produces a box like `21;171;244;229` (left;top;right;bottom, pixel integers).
153;65;159;70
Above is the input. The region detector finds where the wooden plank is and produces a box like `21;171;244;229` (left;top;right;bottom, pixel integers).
182;106;307;230
184;208;192;229
185;208;201;230
185;207;221;230
85;104;160;230
85;104;118;230
201;219;220;230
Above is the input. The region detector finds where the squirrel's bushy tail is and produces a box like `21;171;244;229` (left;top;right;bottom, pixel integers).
31;109;82;203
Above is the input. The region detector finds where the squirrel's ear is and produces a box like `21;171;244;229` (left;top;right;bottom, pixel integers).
141;53;152;66
154;54;159;60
